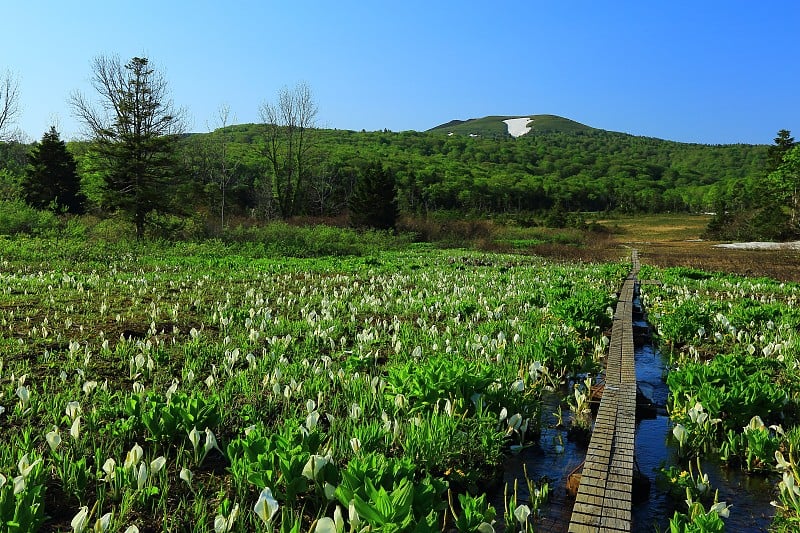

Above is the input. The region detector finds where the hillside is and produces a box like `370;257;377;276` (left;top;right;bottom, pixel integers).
428;114;597;137
168;121;768;217
0;115;767;230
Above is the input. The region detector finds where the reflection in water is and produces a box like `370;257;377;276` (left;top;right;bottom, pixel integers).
496;334;779;532
632;343;776;532
497;389;585;533
635;344;669;408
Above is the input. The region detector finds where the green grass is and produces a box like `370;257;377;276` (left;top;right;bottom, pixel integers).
493;225;588;247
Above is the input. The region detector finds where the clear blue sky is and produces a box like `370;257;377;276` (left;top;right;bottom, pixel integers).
3;1;798;144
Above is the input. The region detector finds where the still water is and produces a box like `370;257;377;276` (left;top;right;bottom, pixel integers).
499;332;777;531
632;344;775;532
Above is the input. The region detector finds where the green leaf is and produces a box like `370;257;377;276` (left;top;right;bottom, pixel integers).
353;493;387;526
369;481;393;520
390;479;414;515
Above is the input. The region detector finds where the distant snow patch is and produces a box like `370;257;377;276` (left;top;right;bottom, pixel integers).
503;117;533;137
714;241;800;250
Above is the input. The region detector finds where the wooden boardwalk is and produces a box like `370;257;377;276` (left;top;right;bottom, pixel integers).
568;251;640;532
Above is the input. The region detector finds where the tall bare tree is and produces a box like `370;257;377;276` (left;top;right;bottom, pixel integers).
259;82;318;218
0;70;20;141
308;162;354;217
71;55;185;238
209;104;239;229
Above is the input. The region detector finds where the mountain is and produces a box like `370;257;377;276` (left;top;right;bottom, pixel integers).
427;114;596;138
110;116;767;218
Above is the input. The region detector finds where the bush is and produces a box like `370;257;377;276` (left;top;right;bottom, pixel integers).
397;216;497;246
145;211;204;241
0;200;59;235
86;214;137;242
704;207;793;241
225;221;400;257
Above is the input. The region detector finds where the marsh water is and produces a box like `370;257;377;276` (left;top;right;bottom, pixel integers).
499;301;777;532
631;342;775;532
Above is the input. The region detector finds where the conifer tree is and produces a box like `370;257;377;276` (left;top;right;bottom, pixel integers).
71;56;185;238
767;145;800;232
348;161;398;230
767;129;796;174
23;126;84;213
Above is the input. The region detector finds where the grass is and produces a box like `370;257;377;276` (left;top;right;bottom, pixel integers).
521;213;800;283
600;213;712;242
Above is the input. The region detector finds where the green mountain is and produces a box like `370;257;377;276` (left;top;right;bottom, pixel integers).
172;121;767;216
428;114;596;137
35;115;769;226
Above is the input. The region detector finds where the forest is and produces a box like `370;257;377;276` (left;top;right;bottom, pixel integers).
0;123;780;232
0;57;797;241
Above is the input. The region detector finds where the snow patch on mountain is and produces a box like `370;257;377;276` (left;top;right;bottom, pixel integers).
503;117;533;137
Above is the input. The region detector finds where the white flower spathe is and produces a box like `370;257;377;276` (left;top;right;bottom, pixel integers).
254;487;279;524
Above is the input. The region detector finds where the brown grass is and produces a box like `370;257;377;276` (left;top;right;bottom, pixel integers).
635;241;800;282
531;214;800;282
598;213;711;242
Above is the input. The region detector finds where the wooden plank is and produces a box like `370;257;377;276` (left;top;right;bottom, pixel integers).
568;251;639;532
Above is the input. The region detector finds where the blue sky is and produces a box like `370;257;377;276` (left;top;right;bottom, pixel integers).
3;1;798;144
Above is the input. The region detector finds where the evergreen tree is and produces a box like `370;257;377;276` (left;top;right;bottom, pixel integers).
767;145;800;233
22;126;84;213
766;129;796;174
348;161;399;230
71;56;185;238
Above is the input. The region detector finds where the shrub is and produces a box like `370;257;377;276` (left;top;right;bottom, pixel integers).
225;221;400;257
0;200;59;235
145;211;204;241
397;216;497;246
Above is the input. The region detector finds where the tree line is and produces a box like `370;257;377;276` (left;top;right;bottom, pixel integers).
705;129;799;240
0;56;399;237
1;55;795;240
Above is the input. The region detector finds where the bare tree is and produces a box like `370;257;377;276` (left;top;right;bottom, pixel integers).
308;164;338;216
259;82;318;218
71;55;186;238
308;162;354;217
208;104;239;229
0;70;20;141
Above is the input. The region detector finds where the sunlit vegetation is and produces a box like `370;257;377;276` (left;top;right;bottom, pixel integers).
175;123;767;217
642;265;800;530
2;55;797;530
0;116;774;242
0;237;629;531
